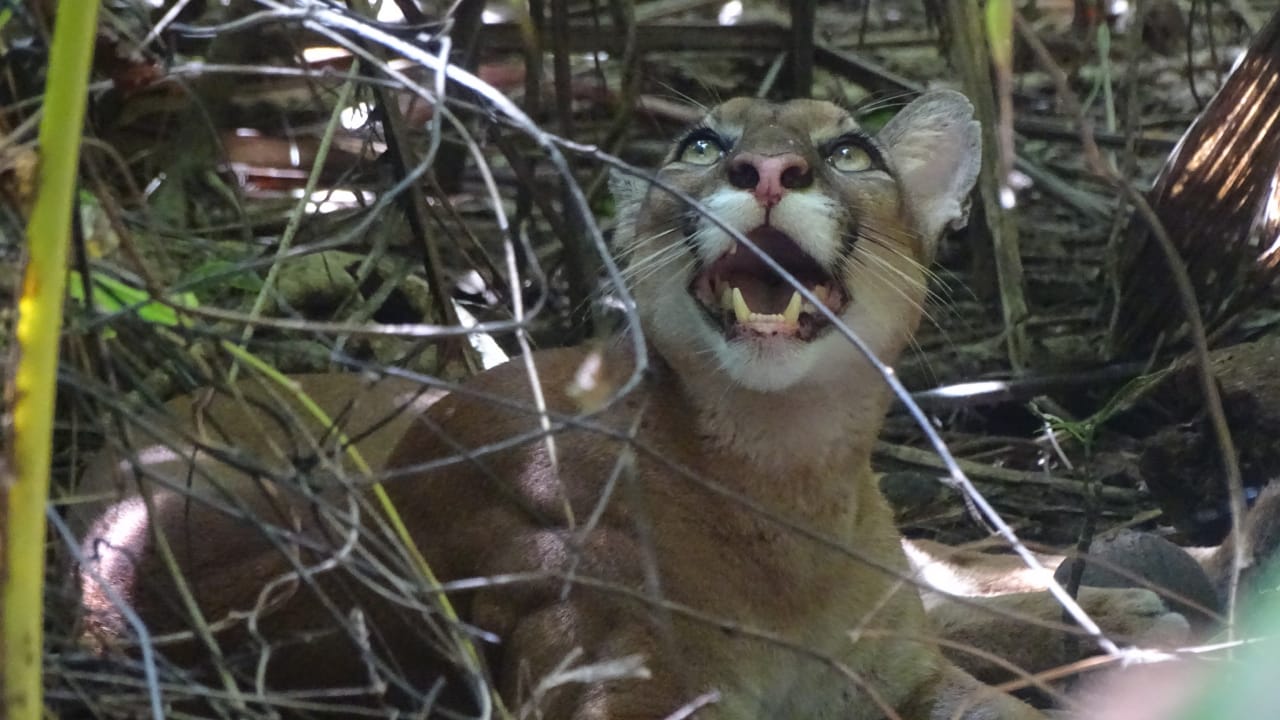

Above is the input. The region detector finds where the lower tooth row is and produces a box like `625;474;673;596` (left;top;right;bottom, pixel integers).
719;286;808;325
717;285;827;326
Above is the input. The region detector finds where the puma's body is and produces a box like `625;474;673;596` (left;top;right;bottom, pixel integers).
75;92;1227;718
383;343;951;718
387;94;1002;717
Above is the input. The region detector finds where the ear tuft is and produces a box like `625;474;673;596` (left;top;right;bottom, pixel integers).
877;89;982;254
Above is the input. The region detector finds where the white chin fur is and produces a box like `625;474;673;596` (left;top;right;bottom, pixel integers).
714;337;819;392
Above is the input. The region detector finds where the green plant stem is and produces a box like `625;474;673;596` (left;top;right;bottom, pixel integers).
4;2;100;718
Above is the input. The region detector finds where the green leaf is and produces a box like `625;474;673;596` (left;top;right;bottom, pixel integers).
69;270;198;327
985;0;1014;69
1177;558;1280;719
857;106;899;133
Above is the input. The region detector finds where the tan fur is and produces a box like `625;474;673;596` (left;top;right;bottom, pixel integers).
73;373;441;653
73;93;1219;719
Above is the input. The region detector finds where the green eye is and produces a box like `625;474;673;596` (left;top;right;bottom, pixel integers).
679;138;725;165
828;143;872;172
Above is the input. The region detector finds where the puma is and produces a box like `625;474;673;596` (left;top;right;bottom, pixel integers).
72;91;1247;718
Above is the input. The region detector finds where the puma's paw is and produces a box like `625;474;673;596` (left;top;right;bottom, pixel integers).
1076;587;1191;647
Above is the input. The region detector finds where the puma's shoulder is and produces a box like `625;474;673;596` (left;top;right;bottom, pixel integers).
399;343;649;464
384;343;654;554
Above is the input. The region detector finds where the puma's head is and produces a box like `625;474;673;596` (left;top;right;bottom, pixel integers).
613;91;981;392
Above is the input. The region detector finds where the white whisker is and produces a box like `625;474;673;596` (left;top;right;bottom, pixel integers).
616;226;681;256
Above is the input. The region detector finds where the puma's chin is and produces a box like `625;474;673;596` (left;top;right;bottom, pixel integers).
716;337;826;392
688;226;849;344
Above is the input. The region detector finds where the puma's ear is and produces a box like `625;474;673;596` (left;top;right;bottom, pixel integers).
609;169;649;246
878;90;982;255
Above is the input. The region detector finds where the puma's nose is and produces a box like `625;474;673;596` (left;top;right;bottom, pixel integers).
727;152;813;207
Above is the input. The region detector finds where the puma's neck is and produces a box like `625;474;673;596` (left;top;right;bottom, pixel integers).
666;352;889;472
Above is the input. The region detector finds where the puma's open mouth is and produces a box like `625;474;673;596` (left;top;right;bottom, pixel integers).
690;227;849;341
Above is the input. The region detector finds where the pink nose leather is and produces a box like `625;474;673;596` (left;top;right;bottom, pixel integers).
728;152;813;207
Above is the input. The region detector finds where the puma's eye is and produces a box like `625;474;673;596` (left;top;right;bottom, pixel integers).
827;142;873;173
677;132;727;166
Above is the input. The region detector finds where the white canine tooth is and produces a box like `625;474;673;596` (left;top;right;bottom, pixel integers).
728;243;738;255
782;291;801;325
732;287;751;323
801;302;816;314
813;285;829;303
720;286;733;310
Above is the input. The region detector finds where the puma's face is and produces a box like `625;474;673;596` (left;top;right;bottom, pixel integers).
613;91;981;392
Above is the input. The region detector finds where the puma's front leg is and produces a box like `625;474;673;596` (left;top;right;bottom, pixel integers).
924;587;1190;683
492;597;694;720
909;664;1046;720
906;536;1200;683
461;519;706;720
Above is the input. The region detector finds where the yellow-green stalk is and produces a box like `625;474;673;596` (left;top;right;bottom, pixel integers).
5;2;100;718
